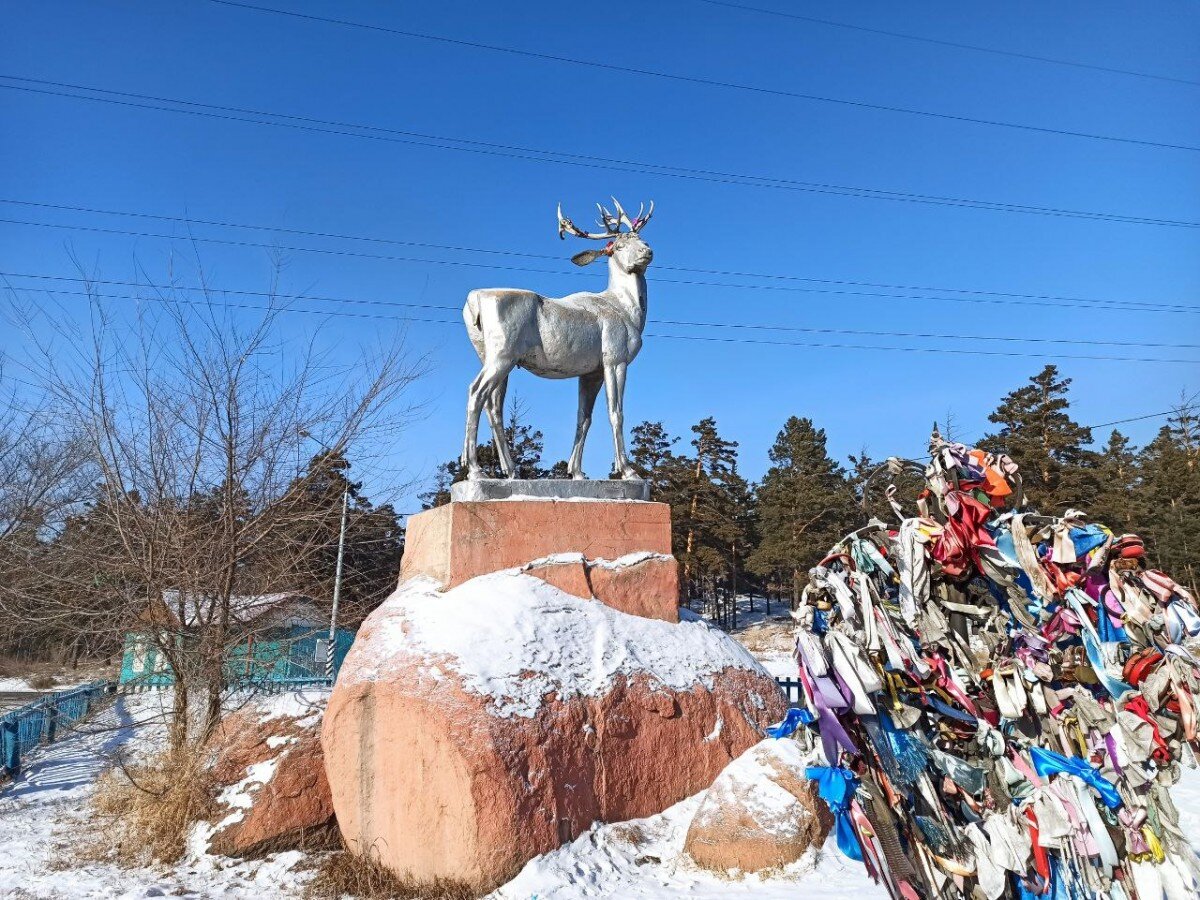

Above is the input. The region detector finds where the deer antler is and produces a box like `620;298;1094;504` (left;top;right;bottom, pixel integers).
632;200;654;233
558;202;617;240
558;199;654;238
611;197;632;231
596;202;621;235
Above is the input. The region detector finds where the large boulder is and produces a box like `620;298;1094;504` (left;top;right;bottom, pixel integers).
197;692;337;857
684;738;831;874
322;572;787;893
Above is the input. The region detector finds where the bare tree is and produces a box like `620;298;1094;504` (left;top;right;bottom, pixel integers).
5;259;427;747
0;376;93;660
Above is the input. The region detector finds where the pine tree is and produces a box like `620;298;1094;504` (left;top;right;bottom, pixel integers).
722;467;758;626
678;418;741;603
1136;407;1200;591
420;401;552;507
629;421;693;587
982;365;1098;511
267;450;403;627
749;417;856;606
1089;430;1142;532
630;421;680;498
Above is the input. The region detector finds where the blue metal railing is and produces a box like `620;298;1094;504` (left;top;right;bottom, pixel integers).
775;676;805;708
241;675;333;694
121;672;336;694
1;680;116;780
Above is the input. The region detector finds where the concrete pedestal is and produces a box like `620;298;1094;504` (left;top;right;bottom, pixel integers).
450;478;650;503
401;496;678;621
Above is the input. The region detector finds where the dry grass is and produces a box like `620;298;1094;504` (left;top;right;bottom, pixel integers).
734;622;794;655
306;844;477;900
85;744;218;866
26;672;57;690
609;822;648;847
0;654;61;684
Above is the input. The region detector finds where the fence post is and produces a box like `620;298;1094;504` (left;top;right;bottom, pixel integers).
2;718;18;778
44;700;58;744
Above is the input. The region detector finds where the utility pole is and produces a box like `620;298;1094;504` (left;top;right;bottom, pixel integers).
327;487;349;682
301;430;351;683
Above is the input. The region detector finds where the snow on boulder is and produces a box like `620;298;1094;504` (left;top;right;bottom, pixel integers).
322;572;788;893
683;738;831;874
197;691;337;858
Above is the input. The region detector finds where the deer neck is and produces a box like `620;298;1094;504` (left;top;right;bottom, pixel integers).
607;258;647;330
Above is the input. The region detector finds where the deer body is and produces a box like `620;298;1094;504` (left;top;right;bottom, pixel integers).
460;200;653;482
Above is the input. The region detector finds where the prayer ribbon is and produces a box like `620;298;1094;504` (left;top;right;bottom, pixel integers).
805;765;864;862
1028;746;1122;810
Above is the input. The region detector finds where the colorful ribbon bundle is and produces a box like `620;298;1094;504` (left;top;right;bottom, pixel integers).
780;434;1200;899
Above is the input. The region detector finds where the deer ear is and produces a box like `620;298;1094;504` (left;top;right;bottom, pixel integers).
571;250;605;266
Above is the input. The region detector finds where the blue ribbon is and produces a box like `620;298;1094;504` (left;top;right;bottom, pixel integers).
765;707;814;739
923;693;978;725
850;538;894;578
1069;525;1110;557
805;765;863;861
1079;624;1135;701
1064;590;1134;700
1095;603;1129;645
1028;746;1123;810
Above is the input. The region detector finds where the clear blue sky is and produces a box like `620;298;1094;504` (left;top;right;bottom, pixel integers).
2;1;1198;513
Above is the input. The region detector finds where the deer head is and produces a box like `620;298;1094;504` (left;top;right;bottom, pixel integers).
557;198;654;273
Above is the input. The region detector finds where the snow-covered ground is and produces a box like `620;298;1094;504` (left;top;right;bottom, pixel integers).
492;761;1200;900
0;692;315;899
720;594;797;680
5;646;1200;898
0;674;106;695
491;790;877;900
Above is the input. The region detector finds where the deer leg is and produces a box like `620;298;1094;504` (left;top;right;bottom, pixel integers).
464;360;513;480
603;363;638;480
568;372;603;480
462;367;487;479
485;370;516;478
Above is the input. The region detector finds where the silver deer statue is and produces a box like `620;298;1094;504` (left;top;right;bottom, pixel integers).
461;198;654;481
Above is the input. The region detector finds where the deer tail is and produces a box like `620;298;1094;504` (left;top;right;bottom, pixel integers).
463;291;482;334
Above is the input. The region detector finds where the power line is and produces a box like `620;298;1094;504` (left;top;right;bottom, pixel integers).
6;275;1199;365
202;0;1200;153
5;284;457;327
3;214;1198;316
6;198;1200;306
1087;408;1195;430
659;318;1200;351
4;271;1198;352
650;333;1199;365
695;0;1200;89
2;76;1199;231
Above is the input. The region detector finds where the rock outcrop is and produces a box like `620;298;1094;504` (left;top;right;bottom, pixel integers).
199;692;337;857
683;738;831;874
521;551;680;621
322;572;787;893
